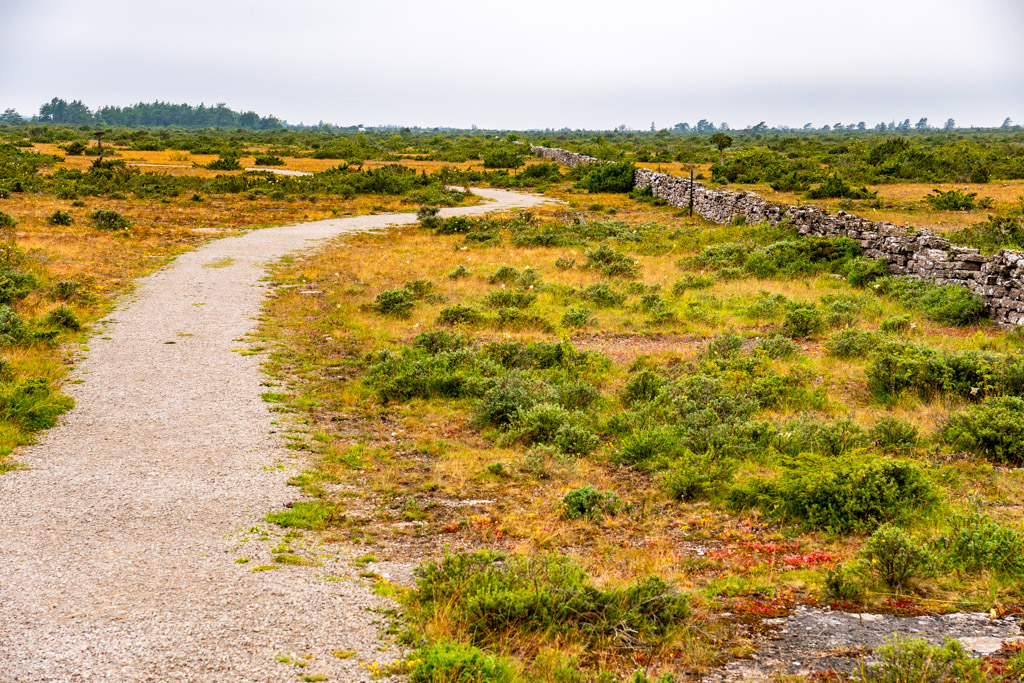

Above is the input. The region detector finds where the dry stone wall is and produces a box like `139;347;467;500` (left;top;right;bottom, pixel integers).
532;145;1024;326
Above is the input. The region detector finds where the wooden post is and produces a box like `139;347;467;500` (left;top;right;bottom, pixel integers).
689;166;694;217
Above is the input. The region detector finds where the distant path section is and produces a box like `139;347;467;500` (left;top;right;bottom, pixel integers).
0;188;552;682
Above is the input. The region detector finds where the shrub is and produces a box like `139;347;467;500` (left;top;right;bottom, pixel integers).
773;415;869;458
615;427;679;467
436;216;473;235
438;304;484;326
584;244;638;278
755;334;799;359
408;641;514;683
870;416;919;453
862;637;984;683
51;280;79;301
706;332;743;359
253;154;284;166
44;305;81;330
672;274;715;293
554;256;576;270
0;378;74;431
882;277;986;326
487;265;520;284
90;209;131;231
448;265;470;279
660;451;735;502
941;396;1024;464
581;282;626;307
0;305;28;346
553;422;600;456
846;257;890;286
862;524;933;588
879;314;912;334
579;162;635;193
373;288;415;317
477;372;547;427
484;290;536;309
206;154;242;171
745;292;790;319
620;369;664;407
412;551;688;649
739;456;938;534
364;346;498;403
827;328;881;358
561;307;593;328
417;205;441;229
46;210;74;226
783;304;824;338
822;565;865;602
926;188;982;211
936;512;1024;576
0;270;38;305
506;403;575;446
561;485;619;521
804;174;876;200
0;212;16;230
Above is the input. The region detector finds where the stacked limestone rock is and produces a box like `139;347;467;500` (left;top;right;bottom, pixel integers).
533;145;1024;326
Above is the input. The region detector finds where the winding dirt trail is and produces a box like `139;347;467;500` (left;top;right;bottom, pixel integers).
0;188;552;682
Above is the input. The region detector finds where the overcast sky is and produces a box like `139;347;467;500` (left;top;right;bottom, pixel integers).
2;0;1022;130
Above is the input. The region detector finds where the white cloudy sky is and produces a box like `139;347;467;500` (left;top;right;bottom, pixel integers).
2;0;1021;129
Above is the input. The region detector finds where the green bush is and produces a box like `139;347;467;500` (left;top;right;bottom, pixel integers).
846;257;890;286
206;154;242;171
615;427;680;467
44;305;81;330
477;372;547;427
90;209;131;231
941;396;1024;464
46;210;74;226
560;307;593;328
926;188;985;211
881;277;986;326
51;280;79;301
412;551;688;648
408;641;514;683
870;416;919;453
804;174;876;200
827;328;881;358
438;304;485;326
936;512;1024;576
487;265;520;284
754;334;799;359
620;369;665;406
660;451;735;501
373;288;415;317
505;403;575;446
579;162;635;193
0;212;16;230
484;290;536;309
581;282;626;308
862;524;933;588
584;244;638;278
364;345;498;403
561;485;619;521
862;636;984;683
822;564;865;602
0;305;28;346
448;265;470;279
879;314;912;334
417;205;441;229
773;415;868;458
783;304;824;338
735;456;937;534
0;270;39;305
672;274;715;293
0;378;74;431
253;154;284;166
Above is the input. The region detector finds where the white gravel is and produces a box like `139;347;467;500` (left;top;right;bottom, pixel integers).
0;188;551;682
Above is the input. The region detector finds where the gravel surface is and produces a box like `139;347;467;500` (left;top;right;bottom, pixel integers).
0;188;551;682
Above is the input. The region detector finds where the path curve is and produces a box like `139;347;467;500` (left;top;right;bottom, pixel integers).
0;188;552;682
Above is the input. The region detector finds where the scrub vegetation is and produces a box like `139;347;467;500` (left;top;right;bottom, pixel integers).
5;114;1024;679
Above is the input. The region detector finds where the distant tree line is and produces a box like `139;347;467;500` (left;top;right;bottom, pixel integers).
26;98;284;130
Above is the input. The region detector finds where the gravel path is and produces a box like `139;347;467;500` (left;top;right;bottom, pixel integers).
0;188;552;682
